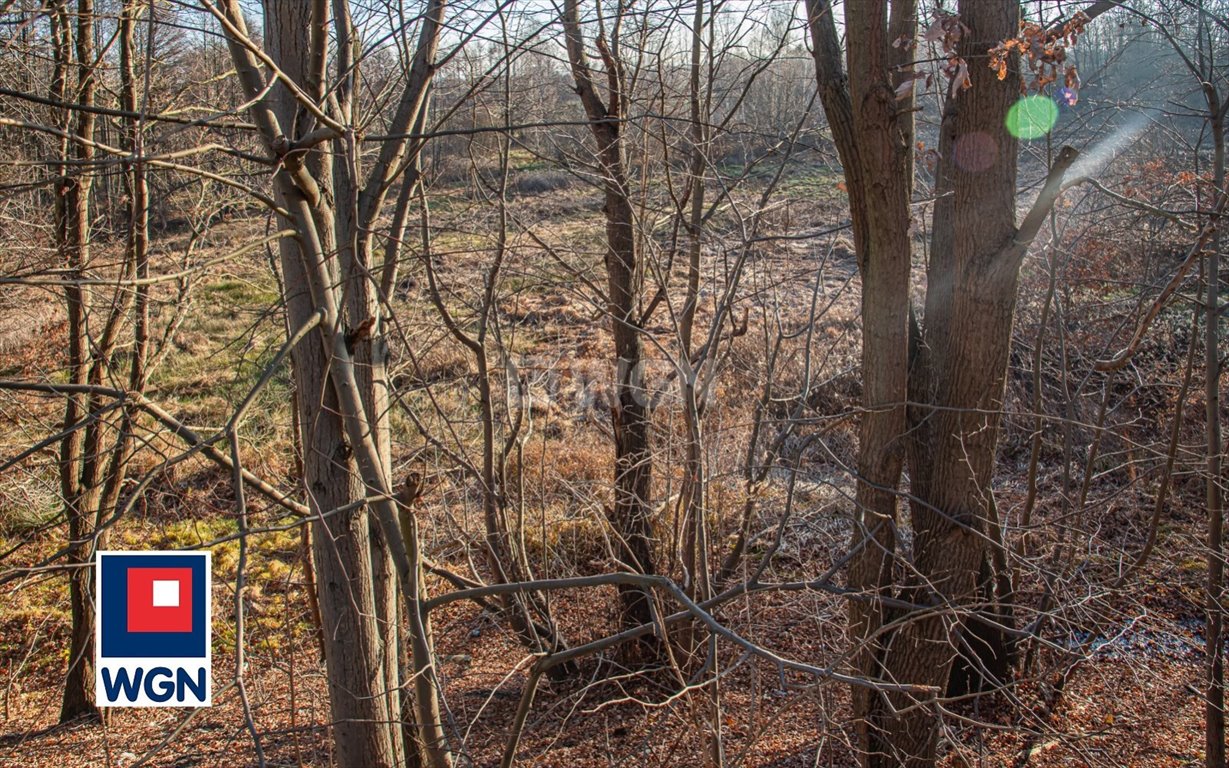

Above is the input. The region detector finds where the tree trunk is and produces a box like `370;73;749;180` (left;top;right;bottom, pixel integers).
807;1;1087;763
561;0;658;647
903;0;1024;721
216;1;453;762
1202;77;1225;768
57;0;100;724
335;98;408;768
894;1;1080;759
261;3;398;764
281;147;399;768
814;1;917;760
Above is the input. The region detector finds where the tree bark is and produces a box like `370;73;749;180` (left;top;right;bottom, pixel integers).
215;1;453;762
906;0;1024;713
259;3;398;764
807;0;916;759
561;0;658;647
57;0;100;724
807;1;1087;763
1201;73;1225;768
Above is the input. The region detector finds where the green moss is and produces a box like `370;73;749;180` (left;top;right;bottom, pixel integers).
777;165;845;197
151;271;292;438
509;148;549;172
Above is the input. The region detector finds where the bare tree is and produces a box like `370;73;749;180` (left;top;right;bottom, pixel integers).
805;0;917;760
53;0;155;723
805;1;1113;763
206;0;451;763
561;0;660;643
2;0;1227;765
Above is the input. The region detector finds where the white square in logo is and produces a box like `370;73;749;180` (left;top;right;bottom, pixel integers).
152;580;180;608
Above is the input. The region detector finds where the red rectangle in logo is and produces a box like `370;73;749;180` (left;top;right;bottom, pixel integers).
126;567;193;633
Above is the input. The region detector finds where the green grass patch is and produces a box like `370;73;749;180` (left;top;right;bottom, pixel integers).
509;148;550;172
151;272;291;437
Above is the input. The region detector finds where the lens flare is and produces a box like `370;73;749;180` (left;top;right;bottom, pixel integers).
1067;112;1152;181
1005;95;1059;140
954;132;997;173
1057;87;1079;107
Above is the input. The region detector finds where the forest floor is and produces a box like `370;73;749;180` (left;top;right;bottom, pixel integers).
0;166;1214;766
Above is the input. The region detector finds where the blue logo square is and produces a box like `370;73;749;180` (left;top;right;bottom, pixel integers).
99;552;209;659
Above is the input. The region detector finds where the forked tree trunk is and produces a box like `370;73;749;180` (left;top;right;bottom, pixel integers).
807;1;1090;763
259;2;398;764
217;1;451;763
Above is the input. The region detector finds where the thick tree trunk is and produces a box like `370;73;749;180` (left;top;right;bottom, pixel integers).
808;1;1087;763
907;0;1024;717
215;1;453;762
823;1;917;761
261;3;398;764
860;2;1025;760
894;1;1084;759
280;160;399;768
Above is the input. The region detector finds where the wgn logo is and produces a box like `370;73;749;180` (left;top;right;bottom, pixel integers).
95;551;212;707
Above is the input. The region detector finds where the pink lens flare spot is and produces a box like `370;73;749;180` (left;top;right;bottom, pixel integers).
953;132;998;173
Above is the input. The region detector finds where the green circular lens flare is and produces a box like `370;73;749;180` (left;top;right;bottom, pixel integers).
1005;95;1059;140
